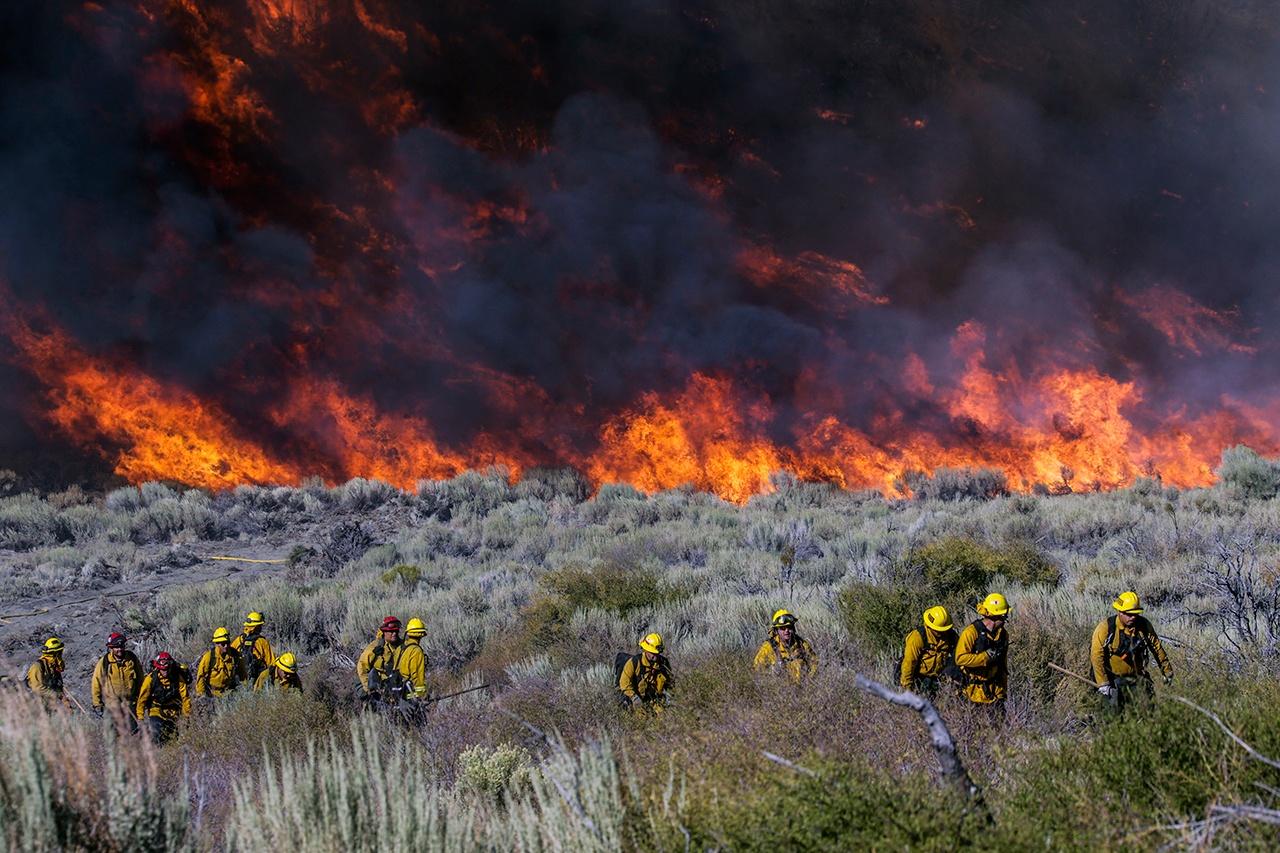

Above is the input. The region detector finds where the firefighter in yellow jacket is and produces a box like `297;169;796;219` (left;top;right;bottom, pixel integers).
900;606;959;697
620;633;672;710
357;616;405;701
1091;591;1173;712
136;652;191;744
195;627;248;697
230;611;274;685
254;653;303;694
955;593;1010;709
27;637;72;709
753;610;818;682
398;618;430;701
91;632;143;725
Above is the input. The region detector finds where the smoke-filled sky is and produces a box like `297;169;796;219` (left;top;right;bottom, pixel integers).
2;0;1279;495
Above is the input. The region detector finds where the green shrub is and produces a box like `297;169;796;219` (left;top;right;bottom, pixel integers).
990;540;1062;586
540;561;689;615
679;758;987;853
836;581;931;653
910;537;992;596
1217;445;1280;500
896;537;1060;597
381;563;423;587
456;742;533;803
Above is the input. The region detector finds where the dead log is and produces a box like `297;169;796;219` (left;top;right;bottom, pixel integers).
853;674;987;811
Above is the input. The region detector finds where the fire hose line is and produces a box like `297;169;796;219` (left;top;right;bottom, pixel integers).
198;556;288;563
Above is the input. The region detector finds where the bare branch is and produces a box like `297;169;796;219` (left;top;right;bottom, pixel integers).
762;751;818;778
853;674;985;807
1171;695;1280;771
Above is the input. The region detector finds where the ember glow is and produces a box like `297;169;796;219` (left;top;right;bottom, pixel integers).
3;0;1280;500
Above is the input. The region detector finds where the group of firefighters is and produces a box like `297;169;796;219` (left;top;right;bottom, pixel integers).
19;590;1173;742
620;590;1174;717
24;611;300;743
896;590;1174;714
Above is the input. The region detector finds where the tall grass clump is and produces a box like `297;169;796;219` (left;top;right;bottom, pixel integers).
897;466;1010;501
225;721;638;852
0;693;190;852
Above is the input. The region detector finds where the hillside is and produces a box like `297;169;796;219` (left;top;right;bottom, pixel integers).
2;459;1280;849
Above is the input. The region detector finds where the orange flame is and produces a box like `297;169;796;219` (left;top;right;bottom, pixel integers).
6;312;301;489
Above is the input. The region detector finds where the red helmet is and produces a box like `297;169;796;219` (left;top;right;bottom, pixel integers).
379;616;402;632
154;652;174;669
107;632;126;648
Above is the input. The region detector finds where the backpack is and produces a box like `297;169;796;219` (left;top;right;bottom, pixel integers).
1102;615;1148;675
146;668;184;707
234;635;267;682
613;652;637;708
954;619;1007;688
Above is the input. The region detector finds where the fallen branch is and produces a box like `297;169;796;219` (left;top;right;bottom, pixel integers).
1172;695;1280;771
762;751;817;777
853;674;986;810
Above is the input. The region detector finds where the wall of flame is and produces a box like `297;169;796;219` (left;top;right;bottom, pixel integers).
2;0;1279;501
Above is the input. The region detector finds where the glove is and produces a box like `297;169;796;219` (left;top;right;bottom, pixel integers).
91;705;104;718
1162;673;1173;686
1097;684;1114;697
629;695;643;708
985;647;1003;664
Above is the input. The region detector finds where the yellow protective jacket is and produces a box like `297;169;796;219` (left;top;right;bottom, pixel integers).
955;620;1008;704
195;646;248;697
230;631;274;680
753;631;818;682
136;672;191;722
900;625;958;689
91;651;144;708
398;640;429;699
1091;615;1173;686
254;668;303;694
27;655;67;702
357;636;404;691
620;653;671;704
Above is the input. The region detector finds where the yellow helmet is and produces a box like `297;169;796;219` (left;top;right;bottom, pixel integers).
243;612;265;628
43;637;65;653
923;606;952;632
1112;591;1143;614
639;633;664;654
276;653;297;673
771;609;798;629
977;593;1010;617
212;627;231;644
405;618;427;638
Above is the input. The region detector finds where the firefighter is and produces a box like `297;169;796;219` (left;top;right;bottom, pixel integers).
620;633;672;711
91;632;144;728
955;593;1010;713
1092;591;1173;713
398;618;430;701
195;627;248;698
27;637;72;709
357;616;405;702
753;610;818;682
254;653;303;694
900;606;959;698
136;652;191;744
230;611;274;684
